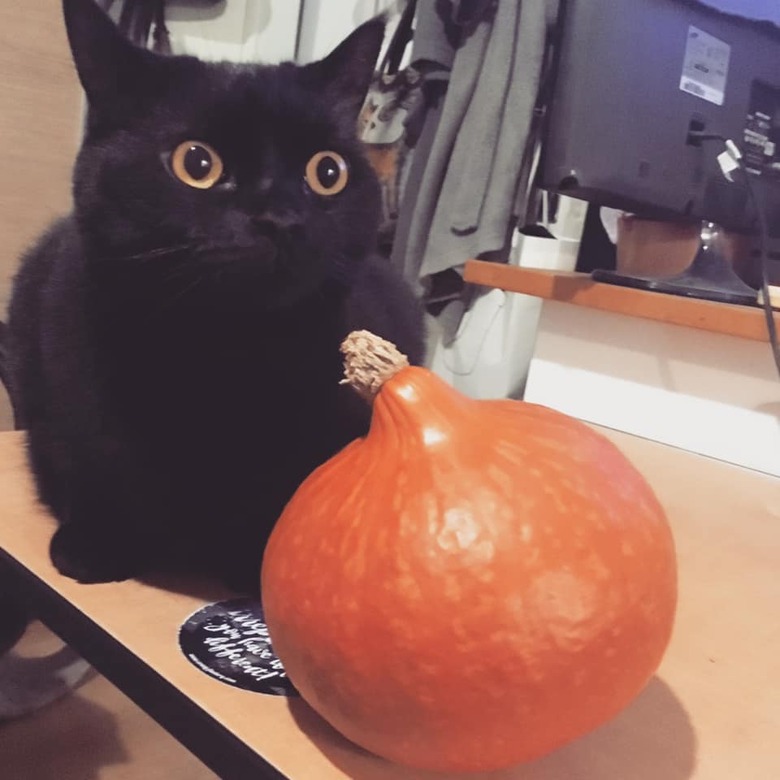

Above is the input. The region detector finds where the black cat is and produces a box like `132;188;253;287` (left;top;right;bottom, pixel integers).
6;0;424;593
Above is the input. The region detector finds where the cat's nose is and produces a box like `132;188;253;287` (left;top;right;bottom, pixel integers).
240;176;303;231
251;210;303;231
255;176;273;195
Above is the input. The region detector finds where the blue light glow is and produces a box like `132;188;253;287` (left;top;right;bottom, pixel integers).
701;0;780;25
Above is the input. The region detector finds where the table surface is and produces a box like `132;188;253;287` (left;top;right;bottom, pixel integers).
0;429;778;779
463;262;771;343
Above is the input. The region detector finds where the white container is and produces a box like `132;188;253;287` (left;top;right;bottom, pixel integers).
428;195;587;399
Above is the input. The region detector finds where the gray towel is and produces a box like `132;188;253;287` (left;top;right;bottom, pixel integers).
392;0;559;291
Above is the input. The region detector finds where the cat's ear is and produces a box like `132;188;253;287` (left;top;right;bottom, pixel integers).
62;0;150;106
303;17;385;120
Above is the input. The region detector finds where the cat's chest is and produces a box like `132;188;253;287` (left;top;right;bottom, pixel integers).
97;296;347;427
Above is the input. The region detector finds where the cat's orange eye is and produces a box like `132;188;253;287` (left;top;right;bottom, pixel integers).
171;141;224;189
305;151;349;196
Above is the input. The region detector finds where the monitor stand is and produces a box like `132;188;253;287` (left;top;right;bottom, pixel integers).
592;221;758;305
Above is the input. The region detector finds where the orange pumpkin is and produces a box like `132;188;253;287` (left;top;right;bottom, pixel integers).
261;331;677;773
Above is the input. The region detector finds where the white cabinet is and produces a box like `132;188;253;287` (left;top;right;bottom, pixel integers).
524;303;780;477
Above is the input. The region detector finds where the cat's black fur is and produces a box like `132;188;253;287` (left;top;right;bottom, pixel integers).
6;0;424;593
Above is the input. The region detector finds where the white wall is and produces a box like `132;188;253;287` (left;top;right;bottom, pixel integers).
702;0;780;24
295;0;401;64
109;0;403;66
164;0;301;63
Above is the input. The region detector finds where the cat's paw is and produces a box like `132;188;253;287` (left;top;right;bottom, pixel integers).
49;524;146;583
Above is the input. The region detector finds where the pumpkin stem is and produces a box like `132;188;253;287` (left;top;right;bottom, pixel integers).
340;330;409;402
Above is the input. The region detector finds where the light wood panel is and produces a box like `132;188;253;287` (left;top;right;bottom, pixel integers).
464;261;772;342
0;0;82;430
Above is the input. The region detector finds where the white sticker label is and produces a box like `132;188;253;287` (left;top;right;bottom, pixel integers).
679;26;730;106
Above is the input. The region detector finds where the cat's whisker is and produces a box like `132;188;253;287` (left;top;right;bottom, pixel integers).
143;274;206;323
160;265;193;285
171;275;205;306
113;244;194;263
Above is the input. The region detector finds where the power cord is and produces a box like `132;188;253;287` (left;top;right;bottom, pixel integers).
688;130;780;379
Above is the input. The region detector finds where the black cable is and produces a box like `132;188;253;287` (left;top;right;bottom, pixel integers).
688;130;780;379
152;0;172;55
741;166;780;378
117;0;136;40
134;0;158;48
116;0;163;49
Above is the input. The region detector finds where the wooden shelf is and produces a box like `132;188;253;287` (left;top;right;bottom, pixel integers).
464;261;772;342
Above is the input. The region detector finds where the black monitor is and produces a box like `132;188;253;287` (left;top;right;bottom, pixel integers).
539;0;780;304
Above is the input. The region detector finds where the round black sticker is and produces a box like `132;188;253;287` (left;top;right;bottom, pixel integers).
178;598;297;696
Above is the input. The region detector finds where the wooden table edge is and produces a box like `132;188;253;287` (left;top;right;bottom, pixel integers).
0;548;287;780
463;260;771;342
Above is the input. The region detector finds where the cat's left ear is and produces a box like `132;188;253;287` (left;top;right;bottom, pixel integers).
63;0;152;107
303;18;385;120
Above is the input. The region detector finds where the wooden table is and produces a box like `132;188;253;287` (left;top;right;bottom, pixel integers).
0;430;778;779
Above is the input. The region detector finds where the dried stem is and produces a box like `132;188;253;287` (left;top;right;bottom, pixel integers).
340;330;409;402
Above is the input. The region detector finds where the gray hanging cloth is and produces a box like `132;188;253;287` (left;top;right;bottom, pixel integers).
391;0;560;297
